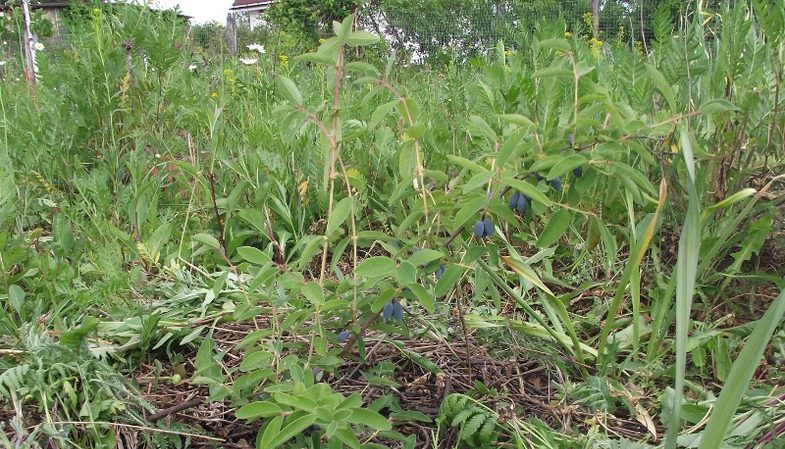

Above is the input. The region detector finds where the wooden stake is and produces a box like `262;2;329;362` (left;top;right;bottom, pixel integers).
21;0;36;85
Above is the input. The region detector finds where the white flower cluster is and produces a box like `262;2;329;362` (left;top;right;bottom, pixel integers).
247;43;265;54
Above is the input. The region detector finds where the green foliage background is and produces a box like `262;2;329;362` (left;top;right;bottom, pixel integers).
0;1;784;448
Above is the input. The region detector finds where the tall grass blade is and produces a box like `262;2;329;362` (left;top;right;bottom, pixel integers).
664;127;702;449
697;285;785;449
597;179;667;367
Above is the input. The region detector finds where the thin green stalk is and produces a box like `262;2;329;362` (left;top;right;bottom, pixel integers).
664;126;702;449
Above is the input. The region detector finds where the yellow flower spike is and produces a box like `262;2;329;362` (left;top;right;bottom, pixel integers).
298;180;309;203
211;92;218;99
319;38;326;44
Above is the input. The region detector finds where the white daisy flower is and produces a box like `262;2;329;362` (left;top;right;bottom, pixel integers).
239;57;258;65
0;61;5;66
188;64;197;72
34;42;44;51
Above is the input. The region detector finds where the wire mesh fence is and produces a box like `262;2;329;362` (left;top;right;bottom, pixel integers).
358;0;738;63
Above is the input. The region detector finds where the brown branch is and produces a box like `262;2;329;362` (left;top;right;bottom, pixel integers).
146;398;203;423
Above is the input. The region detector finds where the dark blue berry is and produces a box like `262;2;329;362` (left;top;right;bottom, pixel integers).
548;177;562;191
515;194;528;215
482;218;495;236
473;220;485;238
435;265;445;279
573;166;583;177
567;133;575;146
304;424;321;436
337;331;351;343
509;192;521;209
382;302;394;319
392;301;403;320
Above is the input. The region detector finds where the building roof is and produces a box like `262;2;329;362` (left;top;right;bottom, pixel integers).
230;0;275;12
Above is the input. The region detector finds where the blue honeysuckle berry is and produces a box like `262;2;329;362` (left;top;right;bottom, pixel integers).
473;220;486;238
382;302;394;319
516;194;528;215
573;166;584;178
549;176;562;191
304;424;321;436
482;218;495;236
435;265;445;279
567;133;575;146
337;331;351;343
392;300;403;320
509;192;521;209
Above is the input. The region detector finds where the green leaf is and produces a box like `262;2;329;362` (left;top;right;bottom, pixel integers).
270;414;317;447
407;249;443;267
435;265;463;298
301;281;325;305
502;176;552;207
546;154;588;180
406;283;434;314
236;401;281;420
192;233;220;250
697;286;785;449
8;284;25;313
727;214;772;273
60;317;100;351
349;407;392;430
257;415;283;449
467;115;497;144
699;99;738;114
239;350;273;372
664;128;702;449
277;76;303;104
355;256;396;278
294;51;336;65
348;30;379;47
705;188;756;212
497;114;535;129
537;38;571;52
345;61;380;76
533;67;573;78
237;246;271;266
396;261;417;285
327;197;352;236
645;63;677;111
536;210;573;248
500;256;553;295
454;195;488;230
